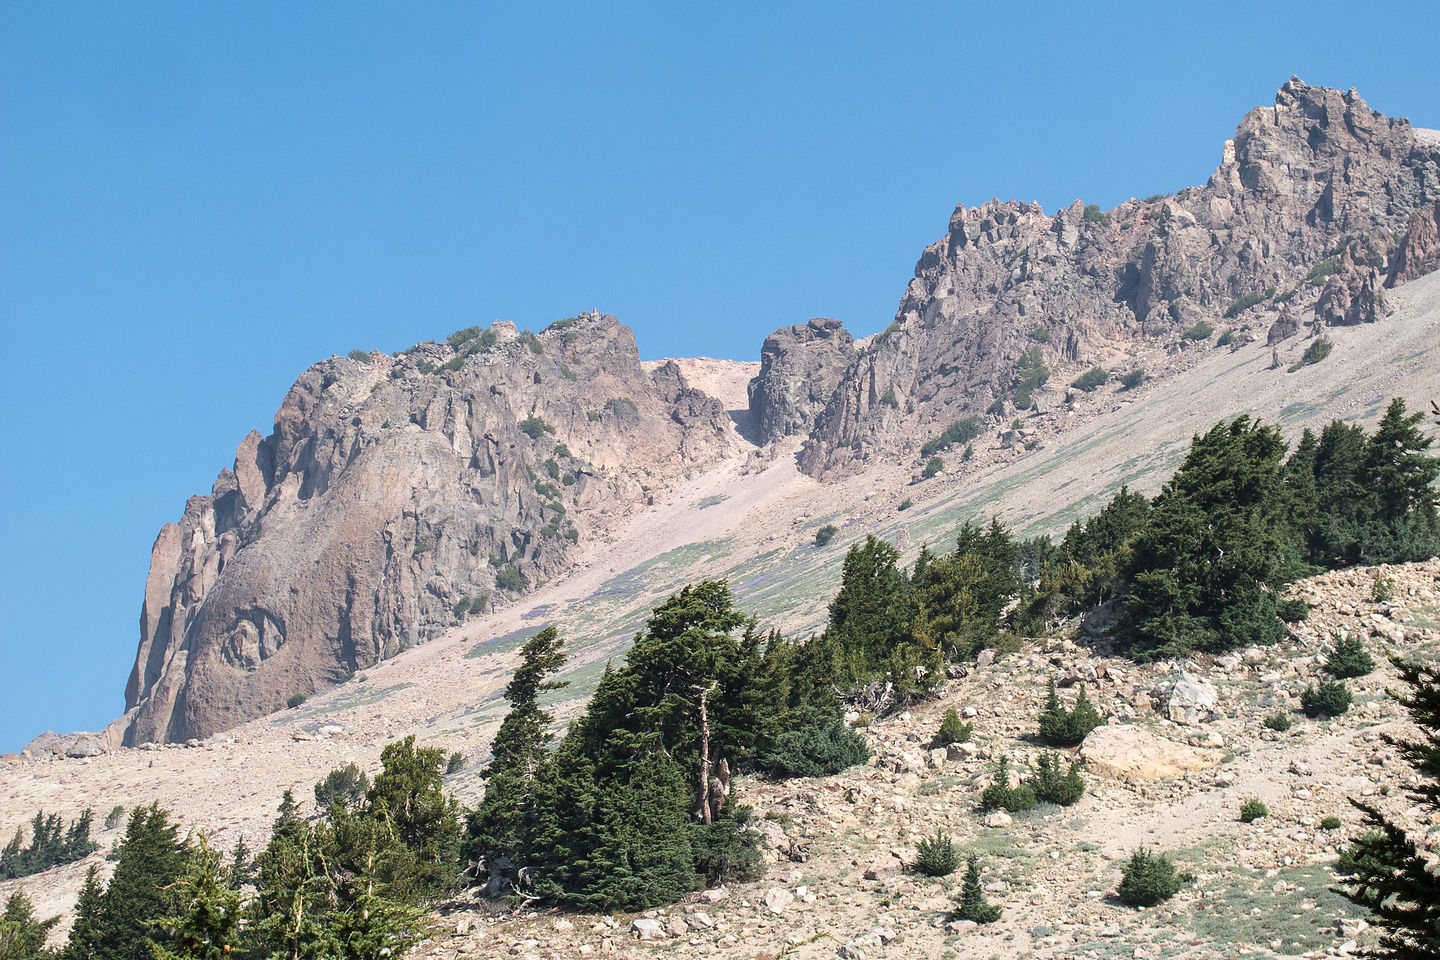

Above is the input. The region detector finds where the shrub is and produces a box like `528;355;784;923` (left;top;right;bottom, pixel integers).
347;348;371;361
446;752;466;775
1277;597;1310;622
1336;829;1390;876
1239;798;1268;822
979;757;1038;812
922;456;944;479
447;325;483;348
1117;849;1184;906
517;330;543;354
1223;288;1274;318
1181;320;1215;341
1027;327;1050;343
1370;576;1395;603
560;364;578;381
314;762;370;810
759;716;869;778
897;498;913;511
535;481;561;499
495;566;528;593
1300;680;1352;718
1305;259;1338;286
1037;679;1103;747
814;524;838;547
1216;328;1235;347
1319;816;1342;831
879;388;899;409
1298;337;1334;368
986;398;1006;416
451;596;472;617
1120;368;1145;390
914;830;959;877
518;416;553;439
105;805;126;831
1264;712;1293;732
286;693;306;709
1031;752;1086;806
606;397;638;415
932;708;973;747
1325;636;1375;679
952;857;1002;923
1070;366;1108;392
921;416;982;456
1082;203;1109;225
439;355;465;372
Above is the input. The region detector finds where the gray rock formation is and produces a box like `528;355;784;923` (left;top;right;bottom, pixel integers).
118;313;734;744
1315;256;1390;327
746;318;855;444
799;78;1440;479
1266;305;1301;345
1387;199;1440;287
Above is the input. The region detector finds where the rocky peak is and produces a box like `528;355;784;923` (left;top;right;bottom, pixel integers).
118;313;735;744
746;318;856;444
797;79;1440;480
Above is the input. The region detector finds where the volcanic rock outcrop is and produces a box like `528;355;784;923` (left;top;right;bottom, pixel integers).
119;313;733;744
792;78;1440;478
746;318;855;444
1387;200;1440;287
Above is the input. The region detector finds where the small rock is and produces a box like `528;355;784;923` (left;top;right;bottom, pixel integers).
630;918;664;941
764;887;794;915
984;811;1013;828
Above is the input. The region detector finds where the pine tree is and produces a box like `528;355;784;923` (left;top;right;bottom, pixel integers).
152;835;243;960
1337;657;1440;958
249;818;338;960
465;626;569;867
1360;398;1440;562
228;836;255;889
952;856;1001;923
326;835;423;960
62;866;105;960
0;890;58;960
358;736;462;902
94;804;189;960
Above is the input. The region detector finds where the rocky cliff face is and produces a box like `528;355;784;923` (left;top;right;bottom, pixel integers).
1388;200;1440;287
118;313;734;744
746;318;855;444
787;78;1440;478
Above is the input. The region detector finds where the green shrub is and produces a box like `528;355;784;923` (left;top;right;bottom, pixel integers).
535;481;561;499
104;806;126;831
517;330;543;354
447;325;483;348
1300;680;1352;718
347;348;371;361
518;416;553;439
1324;636;1375;679
921;416;982;456
314;762;370;810
1082;203;1109;225
897;498;913;512
1336;829;1390;876
1117;848;1184;906
1277;598;1310;622
544;316;578;332
1037;679;1103;747
932;708;973;747
1319;816;1342;831
979;757;1037;812
1181;320;1215;341
553;442;572;458
1239;798;1268;822
986;398;1006;416
1291;337;1333;370
1031;752;1086;806
560;364;578;381
439;355;464;372
952;857;1002;923
416;359;437;374
1119;368;1145;390
446;752;466;775
544;458;560;480
286;693;307;709
1264;712;1293;732
921;456;944;479
814;524;838;547
1305;259;1338;286
879;388;899;409
495;566;528;593
758;716;869;778
914;830;959;877
606;397;638;416
1027;327;1051;343
1370;576;1394;603
1223;288;1275;319
1216;328;1235;347
1070;366;1108;392
452;596;472;617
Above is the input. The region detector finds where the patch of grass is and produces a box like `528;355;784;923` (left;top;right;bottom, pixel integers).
921;416;982;456
1224;288;1275;318
1119;368;1145;390
1305;259;1339;286
1183;862;1353;956
697;494;728;510
1027;327;1050;343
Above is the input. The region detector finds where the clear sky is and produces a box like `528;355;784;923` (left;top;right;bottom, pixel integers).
1;1;1437;752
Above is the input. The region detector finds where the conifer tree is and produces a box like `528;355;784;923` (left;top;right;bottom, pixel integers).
0;890;58;960
952;856;1001;923
465;626;568;867
152;836;243;960
1337;658;1440;958
62;866;105;960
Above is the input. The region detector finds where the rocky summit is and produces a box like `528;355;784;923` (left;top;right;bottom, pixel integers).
117;312;736;745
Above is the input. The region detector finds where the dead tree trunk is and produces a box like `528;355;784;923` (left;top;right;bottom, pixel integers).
695;681;718;824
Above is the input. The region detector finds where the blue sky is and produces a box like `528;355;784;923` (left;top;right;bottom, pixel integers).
1;1;1437;752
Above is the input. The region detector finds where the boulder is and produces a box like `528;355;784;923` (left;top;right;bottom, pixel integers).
764;886;794;914
1266;306;1301;345
1080;724;1224;779
65;736;106;758
630;918;664;941
1166;670;1219;724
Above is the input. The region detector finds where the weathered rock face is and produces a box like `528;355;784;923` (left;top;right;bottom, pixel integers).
118;313;734;744
1387;199;1440;287
1266;305;1301;345
1314;256;1389;327
746;318;855;444
799;78;1440;479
